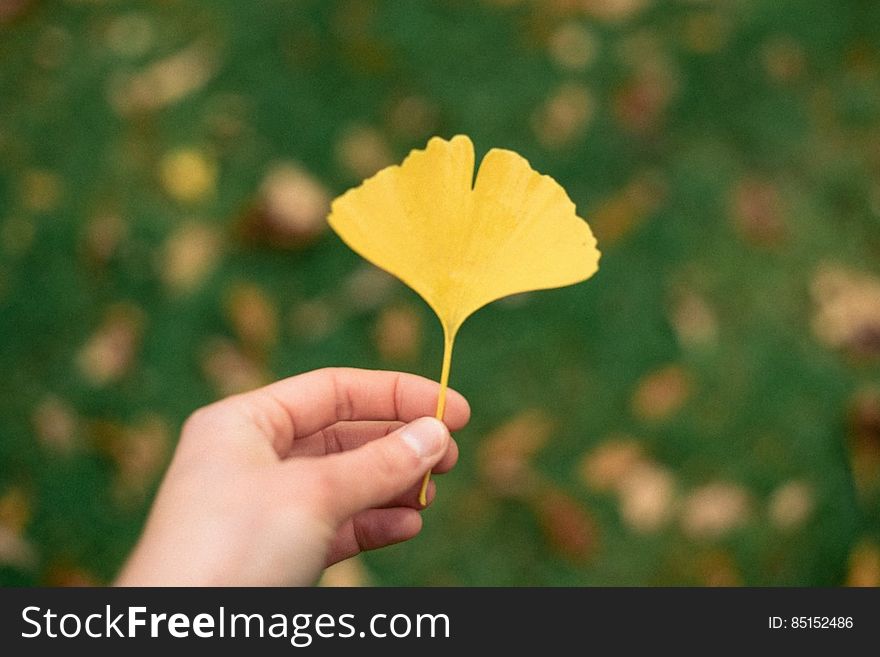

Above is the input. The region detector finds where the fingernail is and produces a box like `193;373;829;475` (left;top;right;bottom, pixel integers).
401;417;447;458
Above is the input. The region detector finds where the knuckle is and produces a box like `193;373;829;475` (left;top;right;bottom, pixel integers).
330;372;356;422
177;405;226;461
181;405;216;438
321;425;342;455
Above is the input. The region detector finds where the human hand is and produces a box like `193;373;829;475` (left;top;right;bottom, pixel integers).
115;368;469;586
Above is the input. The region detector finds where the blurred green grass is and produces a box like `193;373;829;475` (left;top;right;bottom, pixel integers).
1;0;879;586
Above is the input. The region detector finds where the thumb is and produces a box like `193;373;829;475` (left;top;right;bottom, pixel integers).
311;417;450;521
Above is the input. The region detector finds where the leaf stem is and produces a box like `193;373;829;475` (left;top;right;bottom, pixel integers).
418;328;455;506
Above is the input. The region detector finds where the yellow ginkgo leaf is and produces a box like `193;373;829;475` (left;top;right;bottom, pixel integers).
328;134;600;504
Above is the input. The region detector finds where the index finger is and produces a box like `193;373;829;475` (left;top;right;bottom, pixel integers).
231;367;470;455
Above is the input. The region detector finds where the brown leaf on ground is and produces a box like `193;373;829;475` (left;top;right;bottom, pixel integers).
83;212;128;267
115;416;171;502
201;338;270;396
341;265;397;313
577;436;644;492
476;409;555;496
680;12;730;55
238;162;331;250
108;41;219;115
532;82;595;149
846;387;880;501
730;178;787;247
160;222;222;294
373;304;422;362
289;298;339;343
767;480;815;531
159;148;217;204
696;549;742;587
225;282;279;356
21;169;63;213
103;13;155;59
32;395;78;455
618;462;677;533
386;95;439;140
530;485;599;563
0;0;33;24
762;36;806;83
582;0;652;23
612;62;677;133
681;481;752;540
0;488;31;533
588;172;666;246
846;538;880;587
812;265;880;360
670;290;718;349
0;527;36;571
631;364;692;422
336;125;394;180
547;21;598;72
42;564;100;587
76;303;144;386
91;416;171;504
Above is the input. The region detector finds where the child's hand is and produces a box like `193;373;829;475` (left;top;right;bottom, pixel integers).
115;368;469;586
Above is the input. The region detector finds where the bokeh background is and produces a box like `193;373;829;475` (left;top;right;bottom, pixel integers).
2;0;879;587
